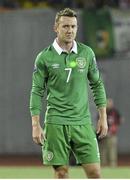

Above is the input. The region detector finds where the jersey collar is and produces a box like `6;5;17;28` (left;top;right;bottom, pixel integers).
52;39;77;55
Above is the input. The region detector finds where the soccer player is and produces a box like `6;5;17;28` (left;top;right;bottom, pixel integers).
30;8;108;178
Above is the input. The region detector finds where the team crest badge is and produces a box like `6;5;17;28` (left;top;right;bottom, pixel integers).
44;151;54;161
76;57;86;68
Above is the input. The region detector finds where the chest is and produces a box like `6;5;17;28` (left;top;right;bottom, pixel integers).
46;53;89;83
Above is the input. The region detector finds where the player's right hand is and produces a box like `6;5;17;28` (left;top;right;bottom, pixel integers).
32;125;44;146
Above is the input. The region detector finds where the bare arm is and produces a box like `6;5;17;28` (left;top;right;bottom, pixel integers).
96;107;108;139
32;115;44;145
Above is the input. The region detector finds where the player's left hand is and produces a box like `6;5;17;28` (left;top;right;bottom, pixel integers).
96;117;108;139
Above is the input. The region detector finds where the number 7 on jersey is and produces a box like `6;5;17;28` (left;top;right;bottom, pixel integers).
65;68;72;83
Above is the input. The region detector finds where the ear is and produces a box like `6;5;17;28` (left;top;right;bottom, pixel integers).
53;24;57;33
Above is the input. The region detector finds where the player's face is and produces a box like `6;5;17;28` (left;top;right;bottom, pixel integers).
54;16;78;43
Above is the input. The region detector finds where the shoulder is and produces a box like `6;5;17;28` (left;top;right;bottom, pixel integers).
36;45;52;59
35;45;53;65
77;42;95;56
76;42;96;65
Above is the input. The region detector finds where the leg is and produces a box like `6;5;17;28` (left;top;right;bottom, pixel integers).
42;124;70;165
82;163;101;178
53;165;69;179
71;124;101;178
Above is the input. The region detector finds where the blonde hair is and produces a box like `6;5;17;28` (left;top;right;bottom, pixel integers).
55;8;77;24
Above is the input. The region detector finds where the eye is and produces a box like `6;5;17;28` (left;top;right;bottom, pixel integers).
63;25;69;28
62;25;77;29
72;25;76;28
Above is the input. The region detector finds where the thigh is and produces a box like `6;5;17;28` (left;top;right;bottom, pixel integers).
42;123;70;165
71;123;100;164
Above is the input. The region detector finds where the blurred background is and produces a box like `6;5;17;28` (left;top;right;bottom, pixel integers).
0;0;130;167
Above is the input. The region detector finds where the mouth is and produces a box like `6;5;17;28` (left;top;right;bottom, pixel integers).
66;35;73;38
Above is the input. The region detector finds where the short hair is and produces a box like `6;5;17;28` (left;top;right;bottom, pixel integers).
55;8;77;24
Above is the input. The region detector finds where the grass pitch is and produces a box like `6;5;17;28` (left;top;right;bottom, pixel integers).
0;166;130;178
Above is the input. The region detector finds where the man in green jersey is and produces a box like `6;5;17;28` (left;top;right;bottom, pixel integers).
30;8;108;178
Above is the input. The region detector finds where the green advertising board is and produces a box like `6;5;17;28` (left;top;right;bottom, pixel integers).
83;8;114;58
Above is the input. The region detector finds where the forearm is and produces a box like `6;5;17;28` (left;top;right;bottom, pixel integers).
30;90;43;116
32;115;40;127
92;81;107;108
88;49;107;108
98;106;107;120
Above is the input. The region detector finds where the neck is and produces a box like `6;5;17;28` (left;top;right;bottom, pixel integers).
56;39;73;52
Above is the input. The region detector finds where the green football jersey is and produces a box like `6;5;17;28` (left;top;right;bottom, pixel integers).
30;42;106;125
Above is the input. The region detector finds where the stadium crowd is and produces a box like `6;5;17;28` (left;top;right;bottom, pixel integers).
0;0;130;11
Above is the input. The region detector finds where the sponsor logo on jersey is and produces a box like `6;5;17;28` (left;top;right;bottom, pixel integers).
78;69;84;73
52;64;60;69
76;57;86;69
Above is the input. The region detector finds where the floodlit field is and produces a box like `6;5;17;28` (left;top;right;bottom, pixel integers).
0;166;130;178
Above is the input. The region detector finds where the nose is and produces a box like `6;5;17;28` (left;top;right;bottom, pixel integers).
67;26;73;33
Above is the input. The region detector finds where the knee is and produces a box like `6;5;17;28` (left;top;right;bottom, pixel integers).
87;168;101;178
53;166;68;178
82;164;101;178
